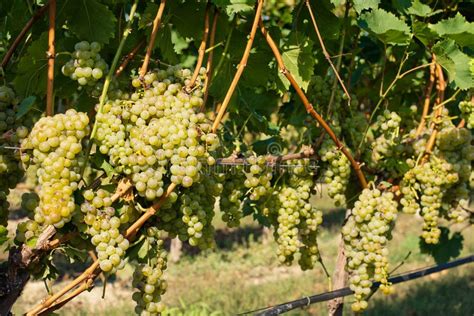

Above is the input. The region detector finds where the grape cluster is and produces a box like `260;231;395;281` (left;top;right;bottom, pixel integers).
219;166;246;227
263;160;323;269
319;138;350;206
132;227;168;315
243;155;273;201
401;116;473;242
0;86;30;235
368;110;403;171
459;100;474;129
437;127;473;223
81;189;129;273
95;66;218;201
401;157;458;243
21;109;90;227
158;173;222;249
61;41;108;89
342;188;398;312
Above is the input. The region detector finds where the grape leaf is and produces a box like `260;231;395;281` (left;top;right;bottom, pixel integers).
169;1;207;40
61;245;88;263
412;20;438;47
91;153;116;178
277;32;315;93
429;13;474;49
139;2;159;29
432;39;473;90
353;0;379;14
16;96;36;119
358;9;412;46
212;0;255;15
62;0;117;44
0;225;8;246
419;227;463;264
12;32;48;96
406;0;434;17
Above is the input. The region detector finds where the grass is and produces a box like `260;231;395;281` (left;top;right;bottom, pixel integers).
8;188;474;315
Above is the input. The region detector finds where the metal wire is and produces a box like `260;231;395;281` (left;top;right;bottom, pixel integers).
238;254;474;315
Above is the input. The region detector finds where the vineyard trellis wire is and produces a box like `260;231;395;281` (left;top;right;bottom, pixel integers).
240;254;474;315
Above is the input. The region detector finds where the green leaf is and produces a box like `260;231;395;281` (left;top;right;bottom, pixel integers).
212;0;255;15
16;96;36;119
420;227;463;264
412;20;438;47
139;2;159;29
277;32;315;92
0;225;8;246
12;32;48;96
251;136;282;155
429;13;474;49
26;237;38;248
62;245;88;263
432;39;473;90
91;153;116;178
358;9;412;46
138;239;149;259
353;0;379;14
406;0;433;17
62;0;117;44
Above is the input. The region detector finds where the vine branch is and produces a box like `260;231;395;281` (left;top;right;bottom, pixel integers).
139;0;166;80
415;56;436;137
422;64;446;162
45;0;56;117
115;38;146;77
187;2;211;91
211;0;265;133
259;20;368;189
0;3;50;69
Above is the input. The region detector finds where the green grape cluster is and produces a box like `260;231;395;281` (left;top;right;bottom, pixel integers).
0;86;30;234
243;155;273;201
81;189;129;273
61;41;108;88
15;192;40;243
401;157;458;244
179;174;222;248
219;166;246;227
21;109;90;227
96;66;218;201
157;173;222;249
319;138;350;206
342;188;398;312
459;100;474;129
437;126;473;223
132;227;168;315
263;160;323;268
368;110;403;171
